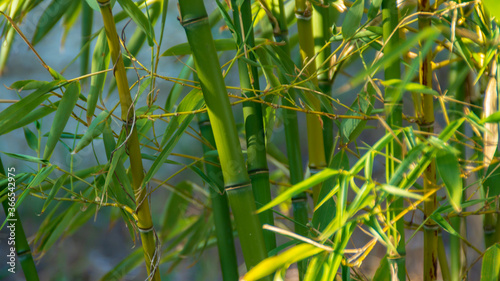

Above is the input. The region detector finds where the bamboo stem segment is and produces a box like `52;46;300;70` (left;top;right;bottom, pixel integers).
270;1;308;278
231;0;276;252
295;0;327;205
382;0;406;279
97;1;160;280
418;1;438;280
178;0;270;275
198;112;239;281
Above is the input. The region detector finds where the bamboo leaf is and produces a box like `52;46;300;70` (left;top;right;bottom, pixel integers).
380;79;439;96
1;152;49;165
161;39;247;56
483;0;500;23
373;255;391;281
0;81;63;136
41;174;68;214
85;0;100;11
73;111;111;154
116;0;155;46
160;89;204;147
242;244;324;281
165;56;194;111
436;150;462;212
352;28;439;86
32;0;73;45
87;29;110;124
23;127;38;151
258;169;341;213
161;181;193;233
379;184;422;200
342;0;364;39
340;90;373;143
43;82;81;160
481;243;500;281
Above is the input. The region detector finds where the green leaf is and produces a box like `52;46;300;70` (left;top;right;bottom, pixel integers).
352;28;439;86
368;0;382;19
481;111;500;124
87;29;110;123
161;181;193;233
41;174;68;213
85;0;100;11
32;0;74;45
0;81;63;136
258;168;342;213
436;150;462;212
9;80;52;91
340;90;373;143
342;0;364;39
242;244;325;281
43;82;81;160
483;0;500;23
162;39;243;56
73;111;111;154
160;89;204;147
380;79;439;96
117;0;155;46
481;244;500;281
23;127;38;151
1;152;49;165
373;255;391;281
379;184;422;200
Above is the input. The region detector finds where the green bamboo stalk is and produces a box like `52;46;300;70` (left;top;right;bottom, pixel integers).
418;1;438;280
0;158;40;281
178;0;269;275
269;1;307;278
312;2;335;163
295;0;327;205
448;59;467;281
80;0;93;79
231;0;276;252
97;1;160;280
197;111;239;281
382;0;406;279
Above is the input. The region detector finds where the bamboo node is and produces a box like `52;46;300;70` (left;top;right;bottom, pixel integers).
138;225;155;233
225;183;251;191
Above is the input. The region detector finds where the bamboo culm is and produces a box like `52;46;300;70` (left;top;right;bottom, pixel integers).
418;0;438;280
178;0;270;276
295;0;327;205
231;0;276;252
97;1;160;280
270;0;308;278
382;0;406;279
197;112;239;281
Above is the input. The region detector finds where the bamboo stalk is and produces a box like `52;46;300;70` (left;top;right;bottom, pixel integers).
313;2;335;163
382;0;406;279
97;1;160;280
295;0;327;205
178;0;270;275
0;158;40;281
448;59;467;281
197;111;239;281
231;0;276;252
418;1;438;280
270;1;308;278
80;0;93;80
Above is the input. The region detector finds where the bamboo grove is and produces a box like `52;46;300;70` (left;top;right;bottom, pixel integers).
2;0;500;280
